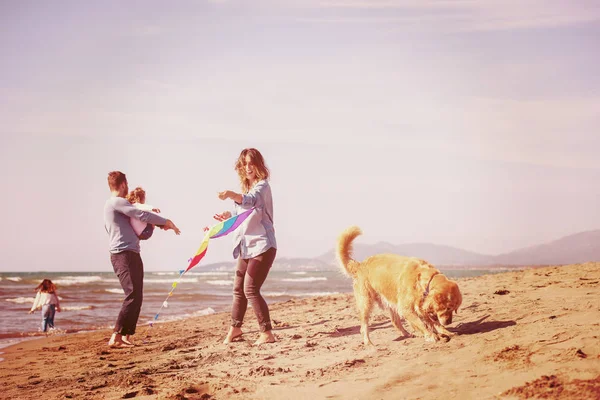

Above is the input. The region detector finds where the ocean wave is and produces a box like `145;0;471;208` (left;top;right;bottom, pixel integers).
205;280;233;286
5;277;22;282
263;291;339;297
151;271;232;277
5;297;34;304
193;307;216;316
187;272;231;276
105;289;124;294
62;305;95;311
54;276;104;286
304;292;340;297
145;278;199;283
281;277;328;282
103;277;199;283
290;272;308;275
144;307;216;324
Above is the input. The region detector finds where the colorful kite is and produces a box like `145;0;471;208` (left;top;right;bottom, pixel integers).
151;208;254;325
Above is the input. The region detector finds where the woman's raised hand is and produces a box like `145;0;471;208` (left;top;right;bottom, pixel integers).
213;211;232;222
218;190;231;200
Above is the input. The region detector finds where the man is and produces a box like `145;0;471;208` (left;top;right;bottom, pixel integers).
104;171;180;347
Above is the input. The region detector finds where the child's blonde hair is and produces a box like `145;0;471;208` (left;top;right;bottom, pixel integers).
126;187;146;204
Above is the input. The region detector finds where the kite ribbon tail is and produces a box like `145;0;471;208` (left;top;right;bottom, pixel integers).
150;270;185;327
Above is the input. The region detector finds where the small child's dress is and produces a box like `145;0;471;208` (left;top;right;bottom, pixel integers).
130;203;158;240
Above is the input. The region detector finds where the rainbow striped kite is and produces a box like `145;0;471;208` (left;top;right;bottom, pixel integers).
151;208;254;325
185;208;254;273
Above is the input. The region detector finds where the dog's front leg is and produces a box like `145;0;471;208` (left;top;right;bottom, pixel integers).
433;322;455;337
402;308;440;342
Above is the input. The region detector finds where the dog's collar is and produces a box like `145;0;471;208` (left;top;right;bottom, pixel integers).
423;272;440;298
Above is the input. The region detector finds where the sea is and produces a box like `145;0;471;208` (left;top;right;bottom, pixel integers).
0;266;502;351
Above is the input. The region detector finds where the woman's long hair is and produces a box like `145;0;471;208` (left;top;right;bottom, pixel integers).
235;148;270;194
35;279;56;293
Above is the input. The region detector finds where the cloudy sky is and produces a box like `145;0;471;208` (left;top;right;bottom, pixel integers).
1;0;599;271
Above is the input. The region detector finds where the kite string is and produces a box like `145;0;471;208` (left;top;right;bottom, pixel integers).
149;208;254;328
150;269;185;327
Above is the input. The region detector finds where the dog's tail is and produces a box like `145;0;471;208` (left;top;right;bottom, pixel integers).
336;226;362;277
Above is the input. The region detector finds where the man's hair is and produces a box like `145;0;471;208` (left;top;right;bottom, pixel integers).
107;171;127;191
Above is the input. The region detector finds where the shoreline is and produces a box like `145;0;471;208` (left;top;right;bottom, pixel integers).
0;266;523;343
1;263;599;399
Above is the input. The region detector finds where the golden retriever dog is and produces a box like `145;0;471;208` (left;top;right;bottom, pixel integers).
337;226;462;345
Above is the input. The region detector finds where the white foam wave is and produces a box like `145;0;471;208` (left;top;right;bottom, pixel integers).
54;276;103;286
281;277;327;282
264;291;339;297
146;307;216;324
5;297;34;304
263;292;291;297
290;272;308;275
145;278;199;283
205;280;233;286
188;271;231;276
105;289;123;294
62;305;94;311
193;307;216;316
305;292;340;297
151;271;231;277
5;277;22;282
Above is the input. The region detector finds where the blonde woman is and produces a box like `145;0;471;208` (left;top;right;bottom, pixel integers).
215;148;277;345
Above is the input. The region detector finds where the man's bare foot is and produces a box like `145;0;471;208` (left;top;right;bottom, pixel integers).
123;335;136;346
223;326;244;344
254;331;276;346
108;333;134;348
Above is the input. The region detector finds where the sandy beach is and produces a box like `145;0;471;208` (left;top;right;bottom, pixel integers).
1;263;599;399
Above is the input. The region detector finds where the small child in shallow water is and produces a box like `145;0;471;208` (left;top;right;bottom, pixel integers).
29;279;61;332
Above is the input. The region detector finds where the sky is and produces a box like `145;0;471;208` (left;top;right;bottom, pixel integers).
1;0;599;272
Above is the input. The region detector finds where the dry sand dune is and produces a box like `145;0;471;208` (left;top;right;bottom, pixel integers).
1;263;599;399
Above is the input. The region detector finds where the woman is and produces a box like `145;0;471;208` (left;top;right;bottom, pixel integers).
214;148;277;345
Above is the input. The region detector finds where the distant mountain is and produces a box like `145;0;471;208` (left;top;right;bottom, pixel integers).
317;242;491;267
492;229;600;266
317;229;600;267
202;229;600;271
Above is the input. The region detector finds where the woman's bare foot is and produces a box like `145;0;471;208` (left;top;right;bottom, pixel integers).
254;331;276;346
223;326;244;344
